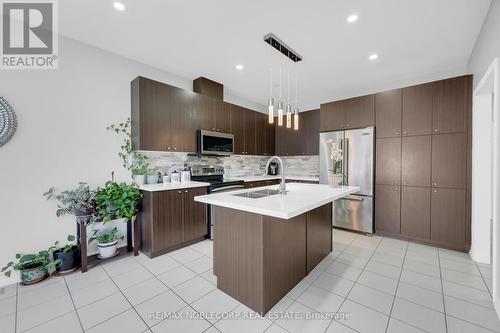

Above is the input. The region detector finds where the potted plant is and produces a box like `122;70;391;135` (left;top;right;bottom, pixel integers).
108;118;149;185
52;235;80;274
326;139;343;186
89;227;123;259
43;182;96;218
1;247;61;285
95;181;143;223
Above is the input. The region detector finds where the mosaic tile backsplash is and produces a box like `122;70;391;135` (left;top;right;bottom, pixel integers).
141;152;319;178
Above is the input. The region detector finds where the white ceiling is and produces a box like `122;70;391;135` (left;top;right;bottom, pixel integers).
60;0;491;110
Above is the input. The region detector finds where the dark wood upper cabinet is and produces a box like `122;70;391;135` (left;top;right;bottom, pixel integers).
375;185;401;234
376;138;401;186
212;100;231;133
170;89;198;152
274;120;287;156
402;83;433;136
432;75;471;134
243;108;256;155
431;133;467;189
402;136;431;187
320;101;346;131
255;113;267;156
345;95;375;129
193;77;223;100
230;105;245;154
431;188;466;249
300;110;320;155
401;186;430;239
375;89;402;138
266;121;275;156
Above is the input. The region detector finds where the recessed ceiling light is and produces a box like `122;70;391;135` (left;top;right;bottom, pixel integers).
347;14;358;23
235;64;244;71
369;54;379;61
113;2;126;11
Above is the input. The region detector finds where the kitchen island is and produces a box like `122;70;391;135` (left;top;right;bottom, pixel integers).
194;183;359;314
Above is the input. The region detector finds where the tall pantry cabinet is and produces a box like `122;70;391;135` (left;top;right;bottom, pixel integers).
373;75;471;251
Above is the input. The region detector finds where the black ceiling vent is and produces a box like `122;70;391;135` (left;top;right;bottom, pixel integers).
264;33;302;63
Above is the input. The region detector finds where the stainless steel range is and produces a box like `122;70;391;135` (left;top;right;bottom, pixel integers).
190;165;245;239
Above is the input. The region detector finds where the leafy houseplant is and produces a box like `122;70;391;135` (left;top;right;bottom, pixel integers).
1;247;61;285
44;182;96;217
95;181;143;223
89;227;123;259
108;118;150;184
52;235;80;274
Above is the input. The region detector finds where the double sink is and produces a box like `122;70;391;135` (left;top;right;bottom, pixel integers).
232;188;284;199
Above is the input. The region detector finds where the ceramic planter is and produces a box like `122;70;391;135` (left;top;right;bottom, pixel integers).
97;240;118;258
53;246;80;274
19;262;49;285
134;174;146;185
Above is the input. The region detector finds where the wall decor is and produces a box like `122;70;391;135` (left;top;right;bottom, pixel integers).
0;97;17;147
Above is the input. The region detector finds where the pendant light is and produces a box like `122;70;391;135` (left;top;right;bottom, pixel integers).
268;50;274;124
277;67;283;126
294;74;299;130
286;65;292;128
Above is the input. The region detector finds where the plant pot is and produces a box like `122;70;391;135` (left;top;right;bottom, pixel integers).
146;174;158;184
19;261;49;285
53;246;80;274
134;174;146;185
97;240;118;259
328;173;343;187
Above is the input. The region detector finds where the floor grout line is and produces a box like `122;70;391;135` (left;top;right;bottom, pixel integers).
437;245;449;333
14;284;18;333
384;238;408;333
474;261;493;298
62;277;85;333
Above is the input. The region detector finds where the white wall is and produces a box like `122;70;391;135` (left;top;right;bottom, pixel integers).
469;1;500;88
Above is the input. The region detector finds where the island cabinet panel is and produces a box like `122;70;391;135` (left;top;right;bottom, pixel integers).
431;133;467;189
431;188;467;250
306;203;332;273
432;76;470;134
375;185;401;234
402;136;432;187
375;89;402;138
140;187;208;258
375;138;401;186
401;186;431;239
402;82;433;136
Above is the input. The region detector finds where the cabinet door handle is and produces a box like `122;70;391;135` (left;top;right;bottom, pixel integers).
395;132;400;136
433;189;438;193
404;131;408;135
178;190;182;194
217;129;220;132
212;128;215;131
395;180;399;185
346;123;350;128
434;129;439;133
340;124;344;128
433;181;438;186
174;147;177;150
394;187;399;190
184;190;188;193
167;147;171;150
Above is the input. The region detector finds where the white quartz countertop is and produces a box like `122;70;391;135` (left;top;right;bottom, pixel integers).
194;183;359;219
224;175;319;182
140;181;210;192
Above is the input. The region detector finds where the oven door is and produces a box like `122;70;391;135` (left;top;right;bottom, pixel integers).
207;183;245;240
197;130;234;156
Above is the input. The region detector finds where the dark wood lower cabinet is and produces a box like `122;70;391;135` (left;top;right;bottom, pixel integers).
401;187;431;239
141;187;208;258
431;188;467;250
375;185;401;234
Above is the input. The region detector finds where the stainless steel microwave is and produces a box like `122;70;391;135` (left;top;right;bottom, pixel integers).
197;130;234;156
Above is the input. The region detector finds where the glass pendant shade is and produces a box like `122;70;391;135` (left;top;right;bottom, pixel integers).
294;108;299;130
286;105;292;128
277;101;284;126
268;98;274;124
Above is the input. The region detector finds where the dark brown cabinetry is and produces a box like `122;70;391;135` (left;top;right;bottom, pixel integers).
306;203;332;273
141;187;207;258
431;133;467;189
402;83;433;136
266;120;275;156
431;188;466;249
375;185;401;234
230;105;246;154
432;76;470;134
402;136;431;187
244;179;280;188
299;110;320;155
193;77;224;100
320;96;374;131
243;108;256;155
211;100;231;133
375;89;402;138
401;187;431;239
376;138;401;186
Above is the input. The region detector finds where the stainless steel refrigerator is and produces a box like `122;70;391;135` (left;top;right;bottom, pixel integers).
319;127;374;234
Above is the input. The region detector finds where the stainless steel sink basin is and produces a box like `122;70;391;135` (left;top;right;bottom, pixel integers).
232;188;283;199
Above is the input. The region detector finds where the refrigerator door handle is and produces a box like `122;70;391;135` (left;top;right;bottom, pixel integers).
344;138;350;185
341;195;364;201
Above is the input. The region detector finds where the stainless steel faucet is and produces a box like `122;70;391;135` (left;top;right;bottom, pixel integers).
264;156;286;194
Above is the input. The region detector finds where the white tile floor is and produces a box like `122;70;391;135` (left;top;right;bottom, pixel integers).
0;229;498;333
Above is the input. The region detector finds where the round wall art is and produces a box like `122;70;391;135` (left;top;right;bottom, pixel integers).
0;97;17;147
